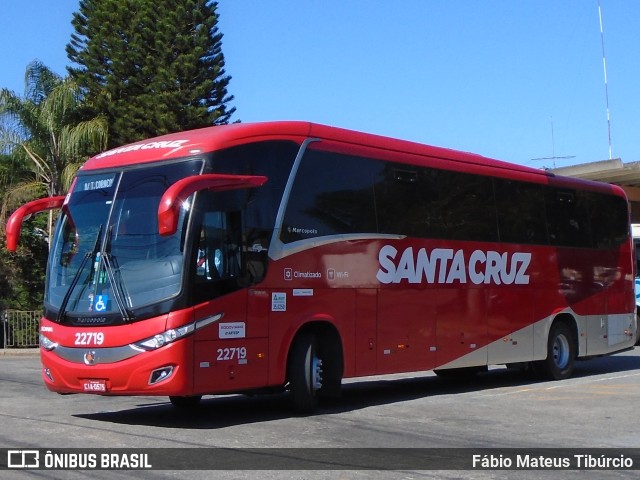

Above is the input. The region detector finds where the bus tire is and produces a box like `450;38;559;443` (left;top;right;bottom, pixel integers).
318;334;343;400
169;395;202;408
287;332;323;414
535;321;576;380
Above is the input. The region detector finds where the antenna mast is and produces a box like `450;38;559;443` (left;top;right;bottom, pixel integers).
598;0;613;159
530;118;575;168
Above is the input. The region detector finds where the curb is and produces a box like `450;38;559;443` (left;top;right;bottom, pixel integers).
1;348;40;357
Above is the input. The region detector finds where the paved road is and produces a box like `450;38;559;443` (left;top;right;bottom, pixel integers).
1;348;640;479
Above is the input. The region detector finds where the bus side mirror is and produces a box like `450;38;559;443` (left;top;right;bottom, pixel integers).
5;196;66;251
157;174;268;236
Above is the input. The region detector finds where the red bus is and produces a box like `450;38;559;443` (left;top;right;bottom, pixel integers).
6;121;637;412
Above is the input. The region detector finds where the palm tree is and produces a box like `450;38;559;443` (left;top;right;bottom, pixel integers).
0;60;108;243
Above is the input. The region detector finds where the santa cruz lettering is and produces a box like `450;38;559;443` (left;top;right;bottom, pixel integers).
376;246;531;285
95;139;190;159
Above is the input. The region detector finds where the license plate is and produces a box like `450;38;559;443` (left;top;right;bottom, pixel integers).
82;379;107;392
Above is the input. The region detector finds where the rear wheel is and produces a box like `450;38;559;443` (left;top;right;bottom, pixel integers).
287;333;323;413
534;322;576;380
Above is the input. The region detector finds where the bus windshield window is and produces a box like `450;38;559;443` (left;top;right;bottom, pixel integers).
46;160;202;318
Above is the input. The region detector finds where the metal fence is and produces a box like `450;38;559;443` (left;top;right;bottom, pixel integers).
1;310;41;349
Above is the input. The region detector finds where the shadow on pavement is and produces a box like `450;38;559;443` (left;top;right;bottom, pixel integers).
74;350;640;429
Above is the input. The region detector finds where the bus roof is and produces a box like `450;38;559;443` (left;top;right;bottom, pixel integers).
80;121;624;198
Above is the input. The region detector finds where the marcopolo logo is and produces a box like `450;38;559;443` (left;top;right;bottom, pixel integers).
376;245;531;286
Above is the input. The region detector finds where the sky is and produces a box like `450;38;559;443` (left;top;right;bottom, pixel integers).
1;1;639;168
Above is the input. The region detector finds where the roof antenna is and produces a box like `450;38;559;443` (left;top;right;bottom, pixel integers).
598;0;613;159
530;118;575;168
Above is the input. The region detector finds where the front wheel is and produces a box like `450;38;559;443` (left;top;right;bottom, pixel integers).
287;333;323;414
534;322;576;380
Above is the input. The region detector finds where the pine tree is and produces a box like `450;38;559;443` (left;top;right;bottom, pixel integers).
67;0;236;148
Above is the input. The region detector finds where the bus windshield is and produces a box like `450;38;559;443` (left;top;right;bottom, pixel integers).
46;160;203;320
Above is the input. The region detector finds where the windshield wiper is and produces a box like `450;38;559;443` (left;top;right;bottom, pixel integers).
57;224;103;323
102;226;134;322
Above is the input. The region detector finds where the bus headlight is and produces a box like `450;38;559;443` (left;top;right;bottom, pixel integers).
132;324;195;351
40;334;59;351
130;313;223;351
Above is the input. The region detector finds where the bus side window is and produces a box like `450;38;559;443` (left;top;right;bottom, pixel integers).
197;212;232;279
546;189;591;248
193;209;247;301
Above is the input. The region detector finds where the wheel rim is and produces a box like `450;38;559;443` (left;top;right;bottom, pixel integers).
552;333;570;369
311;356;323;391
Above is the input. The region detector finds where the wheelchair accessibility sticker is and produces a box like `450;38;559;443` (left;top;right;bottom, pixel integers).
93;295;109;313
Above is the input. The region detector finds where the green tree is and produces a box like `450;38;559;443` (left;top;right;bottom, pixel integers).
67;0;237;148
0;153;49;312
0;61;108;241
0;62;107;311
0;217;48;311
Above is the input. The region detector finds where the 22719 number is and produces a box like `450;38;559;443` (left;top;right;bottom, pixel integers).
74;332;104;346
216;347;247;361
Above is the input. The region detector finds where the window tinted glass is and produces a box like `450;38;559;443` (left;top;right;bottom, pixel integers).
280;145;627;249
587;191;629;248
436;170;498;242
212;140;299;251
375;167;446;238
495;179;548;244
281;149;381;243
546;189;592;247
